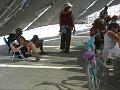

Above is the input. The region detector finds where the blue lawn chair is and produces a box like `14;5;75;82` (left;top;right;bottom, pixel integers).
3;37;24;62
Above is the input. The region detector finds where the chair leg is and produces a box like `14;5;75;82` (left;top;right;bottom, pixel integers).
12;52;15;62
19;52;25;61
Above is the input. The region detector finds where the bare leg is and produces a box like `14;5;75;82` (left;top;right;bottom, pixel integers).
27;41;40;61
34;40;47;55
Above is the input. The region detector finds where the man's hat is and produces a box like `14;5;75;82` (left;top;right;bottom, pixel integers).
64;2;73;8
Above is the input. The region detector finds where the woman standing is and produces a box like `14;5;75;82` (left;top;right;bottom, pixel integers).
103;23;120;61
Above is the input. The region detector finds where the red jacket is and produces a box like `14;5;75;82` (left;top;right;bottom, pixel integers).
59;10;74;28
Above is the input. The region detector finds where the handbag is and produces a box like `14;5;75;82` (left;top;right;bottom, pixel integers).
60;25;68;33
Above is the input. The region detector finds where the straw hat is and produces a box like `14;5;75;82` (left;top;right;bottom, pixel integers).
64;2;73;8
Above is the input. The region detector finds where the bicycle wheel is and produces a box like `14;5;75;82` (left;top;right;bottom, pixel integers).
87;65;96;90
100;67;109;84
96;57;109;86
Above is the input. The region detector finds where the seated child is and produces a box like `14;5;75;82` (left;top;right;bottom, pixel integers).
31;35;47;55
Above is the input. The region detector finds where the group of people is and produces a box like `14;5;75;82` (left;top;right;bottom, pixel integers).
7;28;47;61
6;2;75;62
90;5;120;62
7;3;120;63
59;3;120;59
7;2;75;60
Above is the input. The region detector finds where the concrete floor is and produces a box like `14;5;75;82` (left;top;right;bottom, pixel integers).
0;46;88;90
0;37;120;90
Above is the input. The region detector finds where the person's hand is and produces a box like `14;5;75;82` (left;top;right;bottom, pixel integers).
118;40;120;48
15;48;20;52
73;28;76;35
59;32;62;35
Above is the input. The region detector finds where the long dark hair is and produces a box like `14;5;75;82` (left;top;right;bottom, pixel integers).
107;23;119;30
7;33;16;45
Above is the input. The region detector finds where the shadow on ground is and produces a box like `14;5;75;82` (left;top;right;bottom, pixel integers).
34;75;88;90
101;76;120;90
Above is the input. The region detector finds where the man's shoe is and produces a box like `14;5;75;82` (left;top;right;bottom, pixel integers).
64;51;70;54
60;50;65;53
35;56;40;61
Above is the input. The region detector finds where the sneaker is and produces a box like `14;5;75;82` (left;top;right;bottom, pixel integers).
64;51;70;54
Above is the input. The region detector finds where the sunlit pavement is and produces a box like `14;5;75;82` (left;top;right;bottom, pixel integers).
0;49;88;90
0;37;88;90
0;37;120;90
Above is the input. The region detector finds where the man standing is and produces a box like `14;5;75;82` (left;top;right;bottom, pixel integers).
59;2;75;53
99;5;108;18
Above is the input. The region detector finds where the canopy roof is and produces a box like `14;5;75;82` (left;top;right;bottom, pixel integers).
0;0;120;36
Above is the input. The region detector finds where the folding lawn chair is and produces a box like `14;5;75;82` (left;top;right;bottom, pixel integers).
3;37;25;62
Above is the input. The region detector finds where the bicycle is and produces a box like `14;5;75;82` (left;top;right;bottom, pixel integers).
82;33;109;90
95;56;109;86
83;50;100;90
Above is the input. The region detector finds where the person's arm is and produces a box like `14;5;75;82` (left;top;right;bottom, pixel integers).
59;11;63;34
116;32;120;47
72;27;76;35
18;36;25;44
108;31;120;42
59;11;63;30
69;11;76;34
17;44;24;50
10;43;21;52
